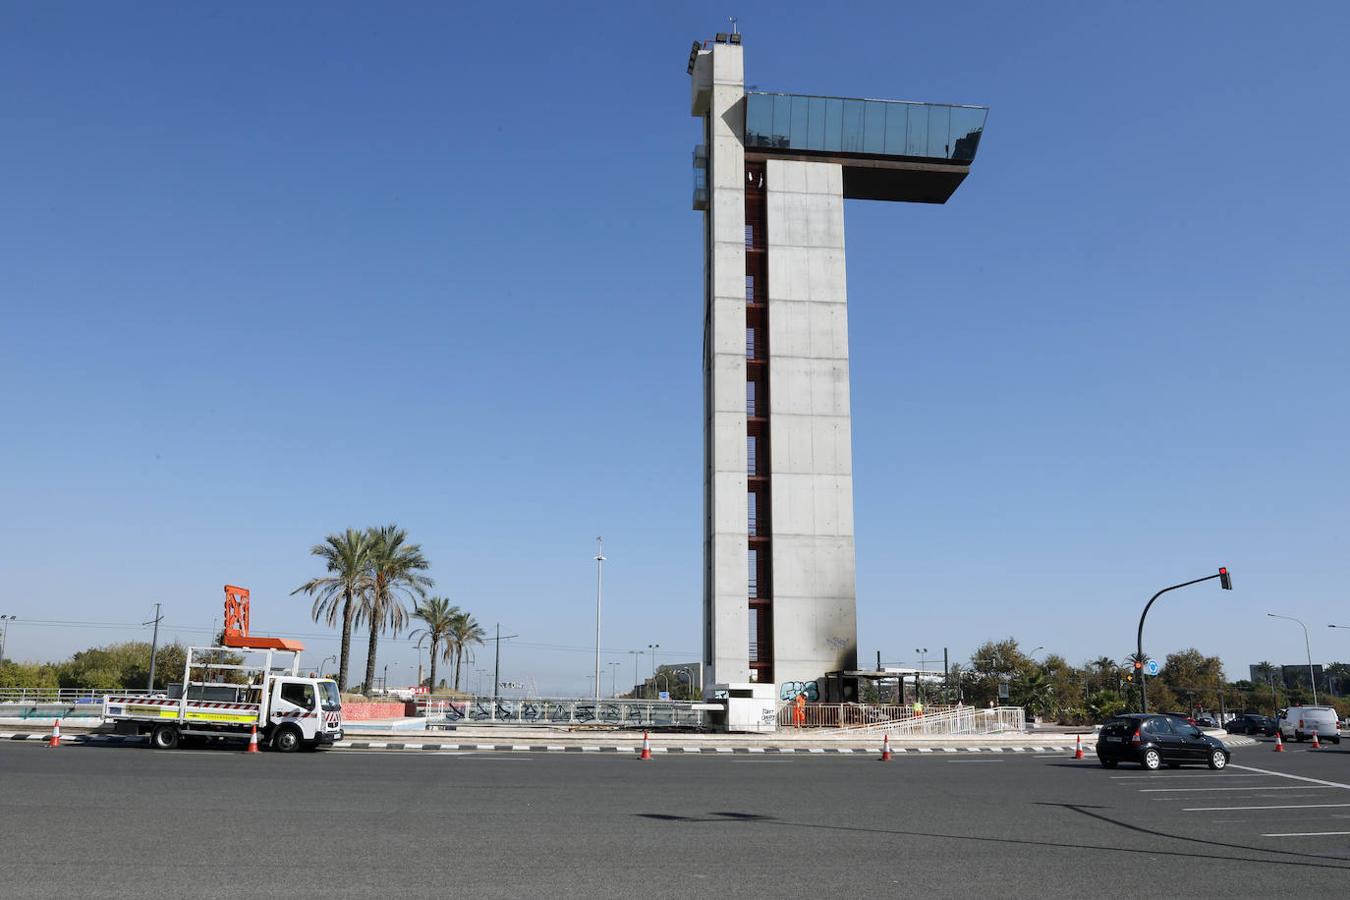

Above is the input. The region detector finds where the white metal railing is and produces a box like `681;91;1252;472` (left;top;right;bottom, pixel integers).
0;688;154;704
817;705;1026;737
421;697;708;729
776;703;957;729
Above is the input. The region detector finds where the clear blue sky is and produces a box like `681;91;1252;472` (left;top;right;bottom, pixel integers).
3;3;1348;693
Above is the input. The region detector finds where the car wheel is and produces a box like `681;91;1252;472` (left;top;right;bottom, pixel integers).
1142;748;1162;771
150;724;179;750
1208;749;1229;770
272;725;302;753
1100;759;1118;769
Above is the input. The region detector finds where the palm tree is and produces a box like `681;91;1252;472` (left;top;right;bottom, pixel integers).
410;597;459;693
362;525;434;695
290;528;373;692
1090;656;1118;694
448;611;486;692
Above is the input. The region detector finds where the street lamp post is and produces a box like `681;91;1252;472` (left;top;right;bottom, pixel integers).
318;655;337;677
1136;568;1233;712
647;643;660;700
593;537;605;712
914;648;928;702
1269;613;1317;704
607;661;621;698
629;650;643;698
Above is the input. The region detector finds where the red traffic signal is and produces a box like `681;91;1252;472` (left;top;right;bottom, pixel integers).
1218;567;1232;590
1133;659;1143;670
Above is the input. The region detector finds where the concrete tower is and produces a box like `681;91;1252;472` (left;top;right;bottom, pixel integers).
689;34;986;704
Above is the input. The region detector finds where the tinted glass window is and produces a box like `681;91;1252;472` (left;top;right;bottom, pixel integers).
280;682;316;709
1144;717;1173;735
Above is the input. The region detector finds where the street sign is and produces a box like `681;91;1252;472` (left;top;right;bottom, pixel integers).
997;682;1010;700
658;691;670;701
1144;658;1161;677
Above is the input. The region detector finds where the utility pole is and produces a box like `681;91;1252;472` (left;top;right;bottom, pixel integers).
0;615;15;664
593;537;605;710
488;624;519;714
943;647;949;704
144;603;164;692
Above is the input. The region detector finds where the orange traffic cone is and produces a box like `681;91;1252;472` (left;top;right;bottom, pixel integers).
47;720;61;748
246;725;259;753
1311;731;1322;750
1274;731;1284;752
880;733;892;762
1073;734;1085;760
639;730;652;761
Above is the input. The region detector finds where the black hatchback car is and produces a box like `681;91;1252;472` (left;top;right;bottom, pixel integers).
1096;713;1230;770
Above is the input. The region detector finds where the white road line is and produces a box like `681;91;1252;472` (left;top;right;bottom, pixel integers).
1262;831;1350;838
1112;774;1265;779
1228;763;1350;791
1184;803;1350;812
945;759;1005;763
1141;785;1338;793
916;748;932;753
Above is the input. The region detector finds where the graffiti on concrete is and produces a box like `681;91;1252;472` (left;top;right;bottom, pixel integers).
779;681;819;702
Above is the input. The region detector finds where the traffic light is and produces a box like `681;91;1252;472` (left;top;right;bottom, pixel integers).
1218;567;1232;590
1125;673;1134;683
1134;659;1144;671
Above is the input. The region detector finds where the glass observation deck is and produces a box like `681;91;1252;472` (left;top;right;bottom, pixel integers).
745;92;987;164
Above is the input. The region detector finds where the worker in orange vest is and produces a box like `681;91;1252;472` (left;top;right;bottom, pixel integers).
793;692;807;728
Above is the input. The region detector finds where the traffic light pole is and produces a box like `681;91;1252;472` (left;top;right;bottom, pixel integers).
1136;569;1231;713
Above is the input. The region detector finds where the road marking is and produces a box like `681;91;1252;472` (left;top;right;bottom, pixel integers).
1262;831;1350;837
945;759;1004;763
1141;785;1339;793
1184;803;1350;812
1111;773;1265;779
1228;764;1350;791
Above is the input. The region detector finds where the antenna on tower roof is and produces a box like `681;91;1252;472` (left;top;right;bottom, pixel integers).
729;16;738;35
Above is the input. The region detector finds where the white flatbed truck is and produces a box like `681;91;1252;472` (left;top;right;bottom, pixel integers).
102;645;344;752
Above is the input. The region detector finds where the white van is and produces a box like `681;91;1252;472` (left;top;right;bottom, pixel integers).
1277;706;1341;744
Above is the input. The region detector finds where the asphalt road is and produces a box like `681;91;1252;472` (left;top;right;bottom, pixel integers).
3;738;1350;898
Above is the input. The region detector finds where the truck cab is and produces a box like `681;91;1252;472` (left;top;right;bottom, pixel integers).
266;677;344;750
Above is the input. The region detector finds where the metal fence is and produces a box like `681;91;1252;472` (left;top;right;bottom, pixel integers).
818;705;1026;737
0;688;152;703
421;697;708;729
777;703;956;729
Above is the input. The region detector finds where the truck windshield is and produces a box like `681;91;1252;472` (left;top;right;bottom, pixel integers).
320;681;341;712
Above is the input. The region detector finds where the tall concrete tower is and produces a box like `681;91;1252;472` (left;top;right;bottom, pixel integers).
690;34;986;703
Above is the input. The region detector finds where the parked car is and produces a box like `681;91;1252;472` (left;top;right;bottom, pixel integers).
1225;714;1277;736
1193;717;1218;729
1096;713;1230;771
1277;706;1342;744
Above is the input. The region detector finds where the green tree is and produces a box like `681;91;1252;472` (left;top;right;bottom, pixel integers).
0;660;59;689
448;611;486;692
968;639;1032;708
291;528;374;692
410;597;459;696
1159;648;1225;714
362;525;433;696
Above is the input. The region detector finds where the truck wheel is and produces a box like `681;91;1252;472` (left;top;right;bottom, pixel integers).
272;725;302;753
150;725;180;750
